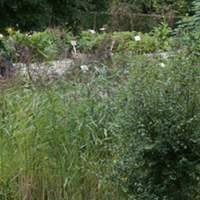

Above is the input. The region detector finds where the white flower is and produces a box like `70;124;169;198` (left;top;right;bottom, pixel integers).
0;34;3;39
24;33;32;37
99;27;106;31
134;35;141;41
160;63;166;68
71;40;77;46
80;65;89;73
88;29;96;34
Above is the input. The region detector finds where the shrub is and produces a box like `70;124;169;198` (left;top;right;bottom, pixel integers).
77;31;100;53
115;53;200;200
127;34;157;53
4;29;75;62
151;21;172;51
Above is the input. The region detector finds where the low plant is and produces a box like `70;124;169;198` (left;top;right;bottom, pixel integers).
151;21;172;50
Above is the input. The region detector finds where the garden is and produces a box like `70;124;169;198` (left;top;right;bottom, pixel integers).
0;0;200;200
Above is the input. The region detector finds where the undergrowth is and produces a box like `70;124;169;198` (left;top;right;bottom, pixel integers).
0;63;126;199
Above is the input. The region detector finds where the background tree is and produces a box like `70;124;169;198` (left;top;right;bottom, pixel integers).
0;0;108;32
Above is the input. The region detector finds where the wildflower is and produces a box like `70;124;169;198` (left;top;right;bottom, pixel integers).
25;32;32;37
160;63;165;68
88;29;96;34
99;27;106;31
80;65;89;73
0;34;3;39
134;35;141;41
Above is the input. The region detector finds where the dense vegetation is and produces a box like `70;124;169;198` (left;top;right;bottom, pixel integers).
0;23;172;63
1;0;200;200
0;0;192;32
115;53;200;200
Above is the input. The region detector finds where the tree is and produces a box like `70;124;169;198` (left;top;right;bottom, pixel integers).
0;0;109;32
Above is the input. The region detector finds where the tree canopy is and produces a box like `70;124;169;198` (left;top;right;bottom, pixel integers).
0;0;193;32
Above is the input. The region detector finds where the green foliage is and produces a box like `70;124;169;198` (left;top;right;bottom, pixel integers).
176;0;200;32
0;0;109;33
0;0;192;33
111;0;190;15
0;73;121;199
1;21;200;200
0;29;172;62
126;34;157;53
175;0;200;56
77;31;100;53
108;0;190;31
3;29;74;61
151;21;172;50
77;30;172;54
115;52;200;200
0;0;52;31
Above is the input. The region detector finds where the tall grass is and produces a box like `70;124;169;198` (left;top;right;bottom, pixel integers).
0;74;123;200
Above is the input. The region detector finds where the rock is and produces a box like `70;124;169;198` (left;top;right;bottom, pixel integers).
15;59;74;80
0;55;15;78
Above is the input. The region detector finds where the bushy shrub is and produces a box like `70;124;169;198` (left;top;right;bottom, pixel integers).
127;34;157;53
115;53;200;200
151;21;172;50
6;29;64;61
77;31;101;53
3;28;75;62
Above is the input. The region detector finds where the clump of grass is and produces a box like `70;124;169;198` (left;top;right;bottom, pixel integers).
0;72;123;200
